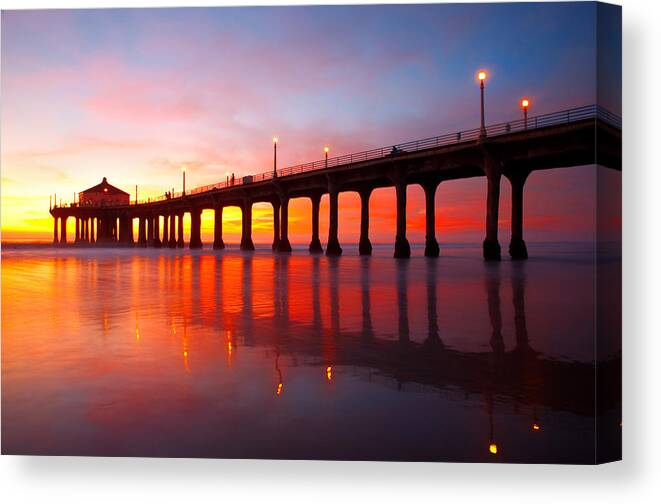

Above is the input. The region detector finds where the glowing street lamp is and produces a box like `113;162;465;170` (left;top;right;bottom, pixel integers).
477;70;488;137
324;146;329;169
273;137;279;177
181;166;187;195
520;98;531;130
489;442;498;455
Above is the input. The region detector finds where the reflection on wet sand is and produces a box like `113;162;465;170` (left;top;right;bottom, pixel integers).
138;251;619;425
1;247;621;462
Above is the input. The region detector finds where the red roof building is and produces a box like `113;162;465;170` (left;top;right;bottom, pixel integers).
79;177;130;206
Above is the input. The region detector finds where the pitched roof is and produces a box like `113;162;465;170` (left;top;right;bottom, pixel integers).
81;177;129;195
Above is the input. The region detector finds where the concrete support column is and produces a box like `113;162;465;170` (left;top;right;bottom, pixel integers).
309;193;323;254
118;217;126;245
483;156;502;261
213;206;225;250
240;200;255;251
100;218;105;242
75;217;80;243
326;182;342;256
271;200;280;251
277;196;292;252
162;213;169;245
359;188;373;255
53;217;59;244
153;215;162;248
112;218;117;241
423;181;441;257
177;213;184;248
189;209;203;249
90;218;96;244
169;214;176;248
146;215;153;246
127;217;133;246
60;217;67;244
138;217;147;247
508;172;529;260
394;181;411;258
83;219;89;243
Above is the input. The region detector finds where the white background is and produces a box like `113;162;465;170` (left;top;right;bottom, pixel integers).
1;0;659;502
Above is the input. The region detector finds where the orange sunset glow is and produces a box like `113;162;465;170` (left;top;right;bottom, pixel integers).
0;7;619;246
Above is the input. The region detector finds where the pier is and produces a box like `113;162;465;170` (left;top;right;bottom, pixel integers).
50;104;621;260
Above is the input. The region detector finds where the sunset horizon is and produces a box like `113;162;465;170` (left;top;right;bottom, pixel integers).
1;3;620;245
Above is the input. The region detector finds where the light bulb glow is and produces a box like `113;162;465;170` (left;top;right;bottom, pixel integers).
521;98;530;109
489;443;498;454
477;70;487;81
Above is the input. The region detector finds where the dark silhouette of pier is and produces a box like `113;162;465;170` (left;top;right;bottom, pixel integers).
50;104;621;260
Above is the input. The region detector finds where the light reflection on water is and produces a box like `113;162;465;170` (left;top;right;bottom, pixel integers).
1;244;620;462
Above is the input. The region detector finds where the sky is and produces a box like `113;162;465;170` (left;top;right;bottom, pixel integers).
0;3;621;244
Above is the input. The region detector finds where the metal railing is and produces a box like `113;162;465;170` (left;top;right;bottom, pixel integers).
52;104;620;209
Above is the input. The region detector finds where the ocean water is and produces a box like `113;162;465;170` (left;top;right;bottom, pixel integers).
1;243;621;462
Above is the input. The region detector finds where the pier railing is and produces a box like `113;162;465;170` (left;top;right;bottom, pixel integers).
53;104;620;209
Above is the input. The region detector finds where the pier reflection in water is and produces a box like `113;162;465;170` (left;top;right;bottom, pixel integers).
1;244;620;462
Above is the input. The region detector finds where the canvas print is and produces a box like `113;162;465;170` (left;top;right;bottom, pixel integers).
1;2;621;463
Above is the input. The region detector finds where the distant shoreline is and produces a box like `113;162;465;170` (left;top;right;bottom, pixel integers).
2;241;605;250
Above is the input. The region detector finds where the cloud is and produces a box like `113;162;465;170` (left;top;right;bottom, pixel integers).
5;136;151;159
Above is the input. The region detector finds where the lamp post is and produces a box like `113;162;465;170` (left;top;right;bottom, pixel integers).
181;166;186;195
477;70;488;137
520;98;530;130
273;137;278;177
324;146;329;169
